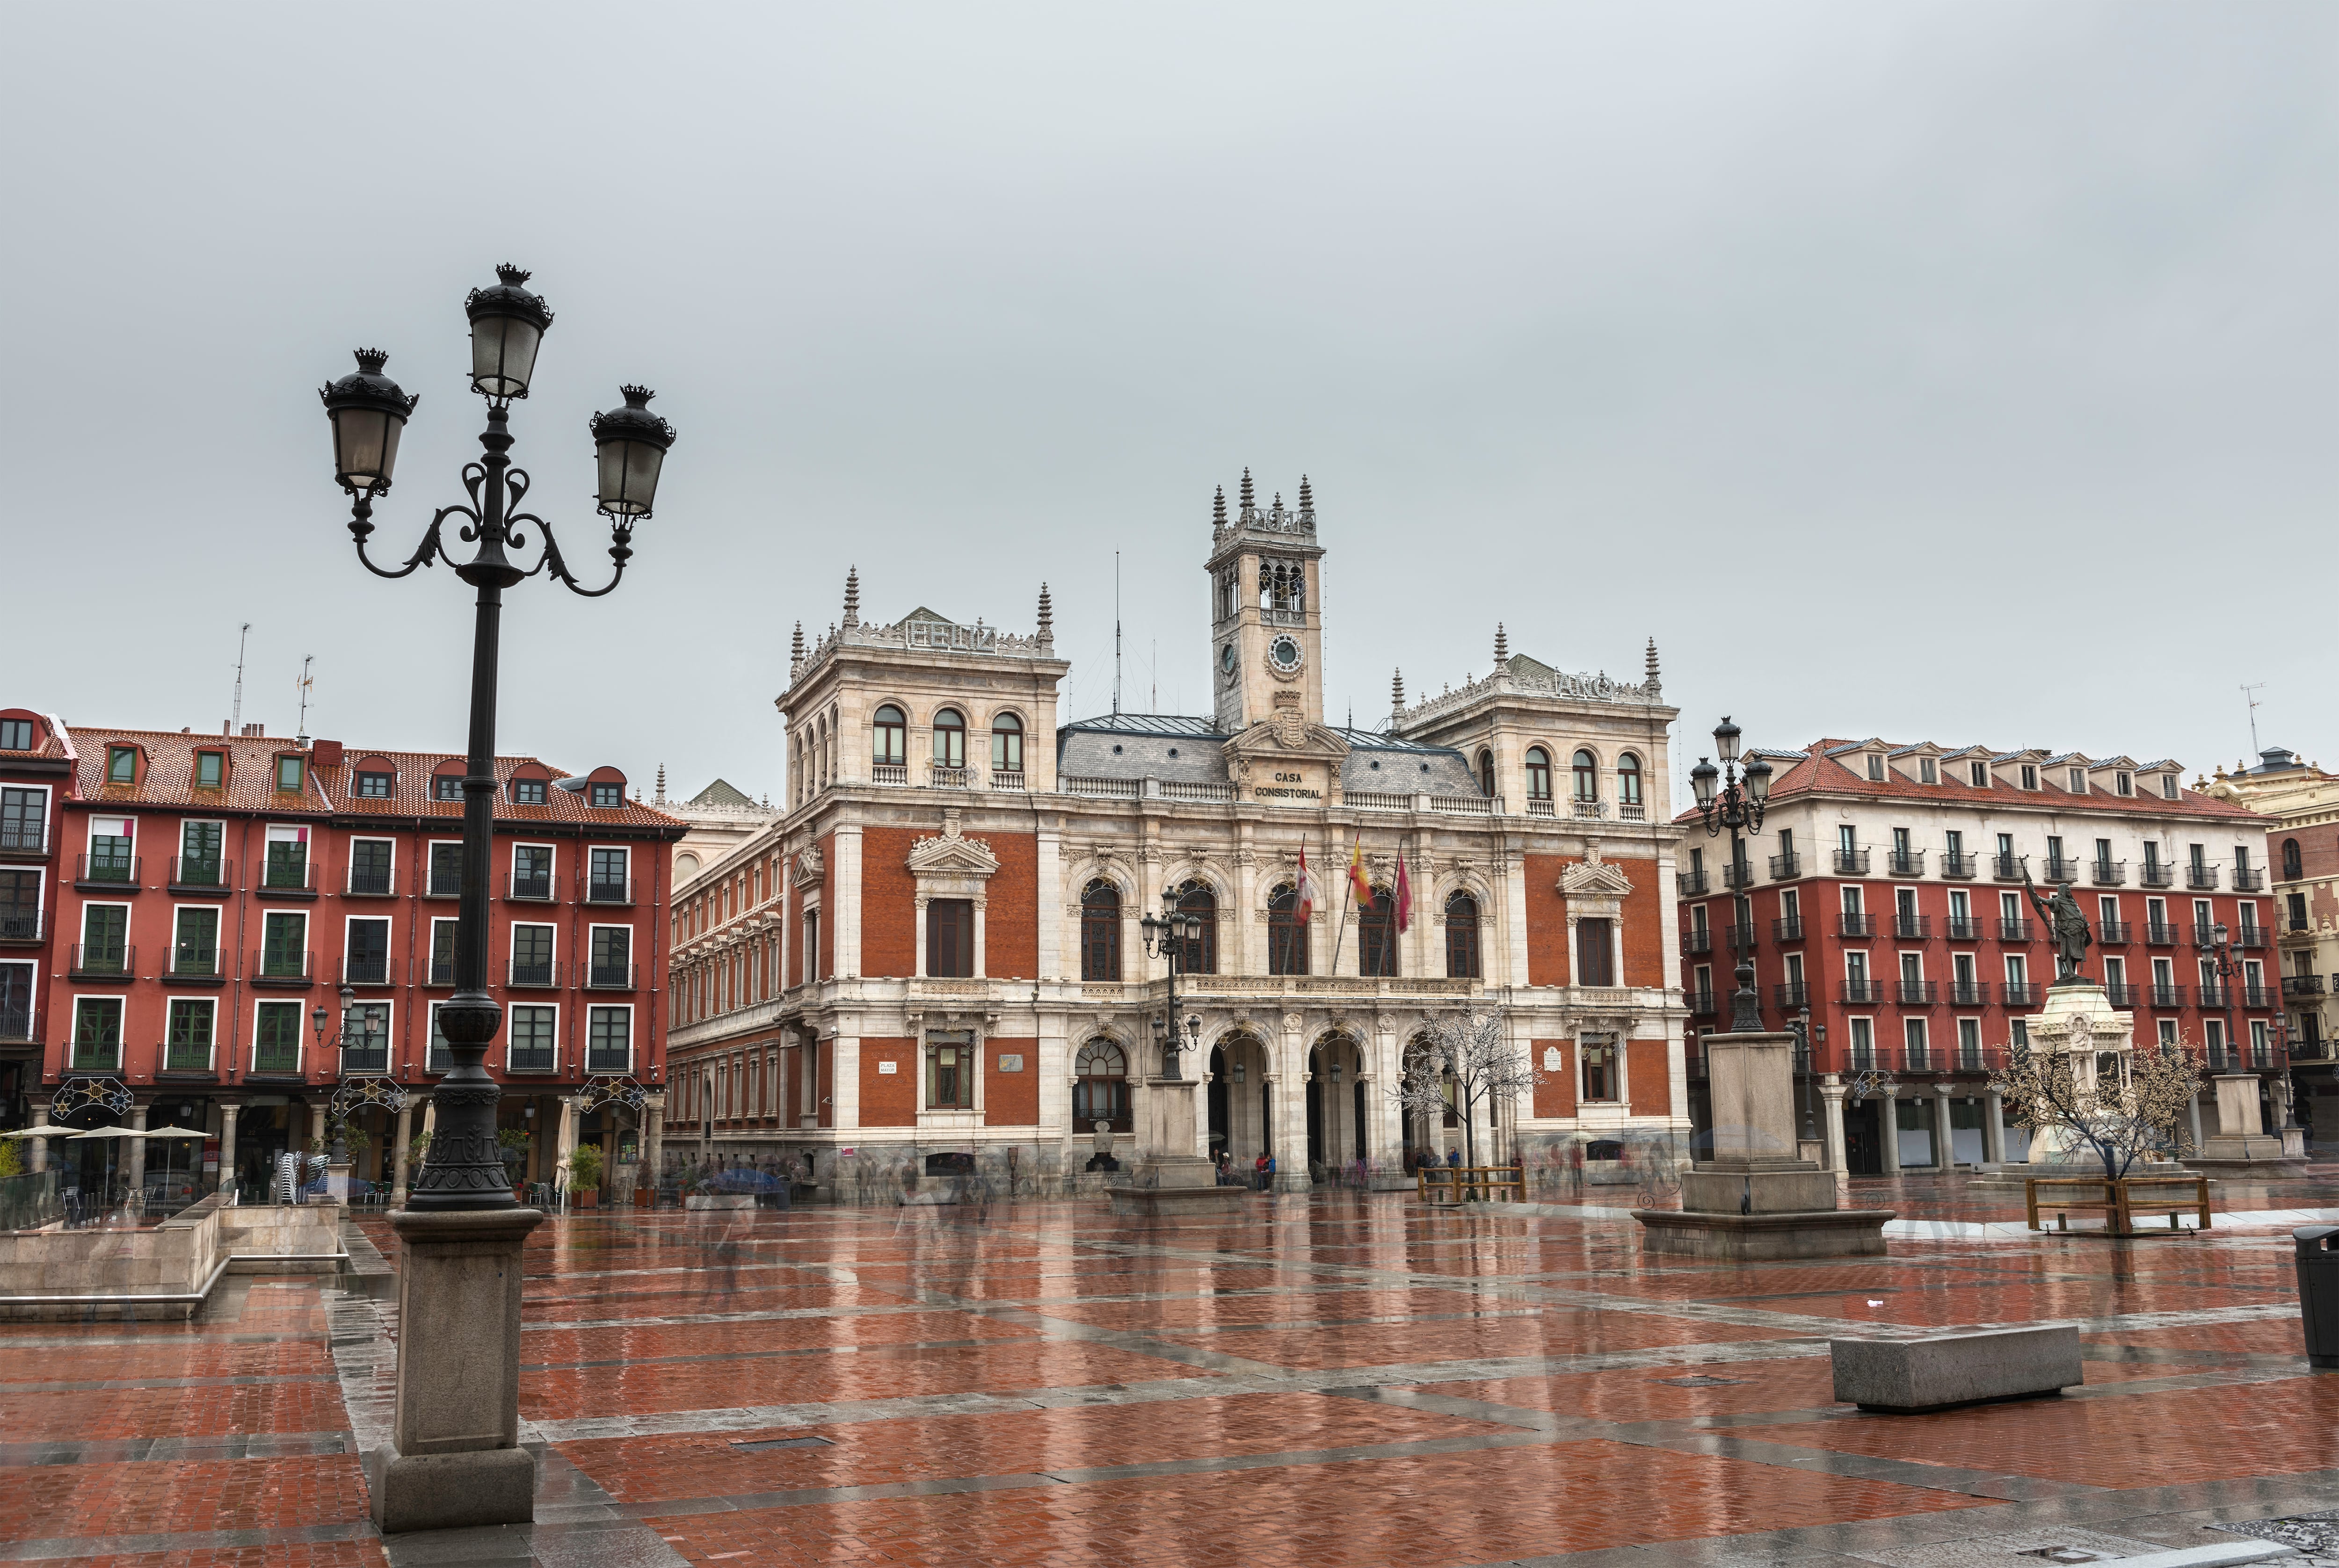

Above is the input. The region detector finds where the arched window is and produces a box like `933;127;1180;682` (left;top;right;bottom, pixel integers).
1268;884;1309;975
1177;880;1219;974
932;709;966;769
1477;749;1495;799
873;705;906;765
1617;752;1642;807
2284;838;2303;880
1445;892;1481;979
1573;749;1599;802
1074;1039;1132;1133
1359;886;1398;977
1081;879;1121;982
1525;748;1552;801
991;712;1023;773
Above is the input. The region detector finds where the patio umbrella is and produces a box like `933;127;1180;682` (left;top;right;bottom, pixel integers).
64;1127;146;1139
0;1127;56;1139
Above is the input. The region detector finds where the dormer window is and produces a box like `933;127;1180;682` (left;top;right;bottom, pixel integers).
2116;772;2133;797
1866;755;1884;781
1919;758;1937;783
355;770;391;799
1970;762;1989;787
2161;774;2179;800
2019;765;2038;791
107;747;138;784
513;778;546;805
0;719;32;750
590;783;621;807
2069;768;2085;792
194;751;225;790
275;755;304;792
435;775;464;802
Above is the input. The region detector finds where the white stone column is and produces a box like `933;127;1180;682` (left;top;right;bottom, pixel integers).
1035;827;1062;980
1819;1074;1847;1176
1503;857;1530;988
1271;1016;1310;1189
644;1098;665;1192
127;1103;149;1199
833;825;864;979
1932;1081;1956;1168
1234;843;1258;975
914;897;929;979
1879;1086;1901;1174
972;897;987;979
29;1105;49;1175
1983;1087;2006;1164
832;1031;862;1129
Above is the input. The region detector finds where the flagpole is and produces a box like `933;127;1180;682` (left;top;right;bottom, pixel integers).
1328;824;1355;978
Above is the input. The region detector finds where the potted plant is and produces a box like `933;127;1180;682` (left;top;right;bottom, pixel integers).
568;1142;603;1210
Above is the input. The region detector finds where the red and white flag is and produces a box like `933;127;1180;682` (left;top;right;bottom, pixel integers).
1293;847;1317;923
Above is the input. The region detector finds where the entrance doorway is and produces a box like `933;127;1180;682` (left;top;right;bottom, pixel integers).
1844;1098;1883;1175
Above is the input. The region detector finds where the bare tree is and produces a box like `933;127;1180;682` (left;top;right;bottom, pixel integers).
1387;1010;1541;1169
1988;1031;2202;1180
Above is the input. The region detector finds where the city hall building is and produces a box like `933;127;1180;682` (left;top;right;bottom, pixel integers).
663;476;1688;1192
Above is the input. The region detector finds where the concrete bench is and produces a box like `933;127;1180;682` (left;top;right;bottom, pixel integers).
1831;1325;2082;1413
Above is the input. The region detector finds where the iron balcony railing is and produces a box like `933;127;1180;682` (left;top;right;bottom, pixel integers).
1772;915;1805;942
587;876;635;906
67;943;132;977
1722;923;1758;952
2283;974;2325;996
1680;927;1712;956
2041;856;2081;883
1677;870;1710;897
1773;982;1809;1009
428;863;465;898
2186;864;2221;890
2198;983;2231;1010
1888;850;1926;877
1839;979;1881;1003
1945;916;1986;941
428;956;455;986
1998;917;2035;942
2145;922;2181;945
2188;924;2223;950
169;856;231;891
346;862;395;896
169;944;220;978
2103;982;2139;1006
2150;984;2186;1008
2233;867;2266;892
1893;915;1931;941
2001;981;2041;1006
1903;1043;1932;1073
1940;851;1977;879
1949;980;1990;1006
2235;925;2271;949
1839;913;1876;939
587;961;637;990
2140;863;2176;888
1687;989;1716;1016
2289;915;2315;935
76;853;138;886
259;856;314;893
1769;852;1802;880
1723;861;1756;891
504;959;560;988
2090;859;2126;886
2244;984;2275;1009
341;1042;390;1074
70;1039;121;1073
0;823;49;856
1896;980;1937;1006
162;1037;215;1073
250;1042;301;1076
0;1005;33;1043
2097;920;2133;944
1955;1045;1988;1073
0;911;37;942
1833;849;1870;876
1992;854;2027;881
1846;1044;1879;1073
342;952;391;986
251;948;314;984
509;871;553;902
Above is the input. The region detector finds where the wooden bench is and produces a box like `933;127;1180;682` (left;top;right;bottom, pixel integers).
1417;1166;1526;1204
2027;1174;2210;1236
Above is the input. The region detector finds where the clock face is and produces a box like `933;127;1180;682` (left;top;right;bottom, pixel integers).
1268;634;1303;673
1220;644;1236;673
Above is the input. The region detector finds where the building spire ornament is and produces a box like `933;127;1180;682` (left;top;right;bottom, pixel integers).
1391;668;1405;712
1494;623;1509;665
791;619;805;662
654;764;666;805
1297;474;1313;521
1037;581;1053;642
1212;485;1227;530
1238;467;1256;522
843;566;860;628
1644;636;1661;695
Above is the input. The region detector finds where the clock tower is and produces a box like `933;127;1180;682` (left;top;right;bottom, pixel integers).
1206;470;1327;734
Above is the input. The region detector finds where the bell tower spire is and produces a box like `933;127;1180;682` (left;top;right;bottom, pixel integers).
1206;470;1327;734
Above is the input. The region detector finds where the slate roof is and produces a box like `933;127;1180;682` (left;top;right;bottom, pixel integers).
1056;714;1482;797
687;778;757;808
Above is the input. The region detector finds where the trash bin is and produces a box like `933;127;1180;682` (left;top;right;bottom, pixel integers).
2295;1226;2339;1367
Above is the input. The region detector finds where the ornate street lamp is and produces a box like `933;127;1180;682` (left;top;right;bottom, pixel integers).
1690;716;1772;1032
2209;921;2238;1071
1139;891;1206;1078
320;265;676;1213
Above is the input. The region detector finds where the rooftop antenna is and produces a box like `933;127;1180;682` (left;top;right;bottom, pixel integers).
2242;682;2266;755
1113;552;1122;717
1151;639;1157;713
295;655;315;744
231;623;252;729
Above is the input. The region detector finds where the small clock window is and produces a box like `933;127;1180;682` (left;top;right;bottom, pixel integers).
1220;645;1235;672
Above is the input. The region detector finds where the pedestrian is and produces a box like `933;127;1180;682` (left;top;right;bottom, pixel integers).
1253;1150;1275;1191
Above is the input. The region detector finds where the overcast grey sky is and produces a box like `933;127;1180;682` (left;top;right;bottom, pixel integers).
3;3;2331;808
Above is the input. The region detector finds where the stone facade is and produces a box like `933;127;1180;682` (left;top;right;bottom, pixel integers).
663;477;1687;1195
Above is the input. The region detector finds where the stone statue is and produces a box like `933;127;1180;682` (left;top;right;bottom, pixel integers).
2024;871;2092;983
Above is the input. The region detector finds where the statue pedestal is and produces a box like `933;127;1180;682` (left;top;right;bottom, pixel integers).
1107;1074;1246;1217
2191;1073;2308;1176
1637;1031;1892;1259
1971;981;2136;1187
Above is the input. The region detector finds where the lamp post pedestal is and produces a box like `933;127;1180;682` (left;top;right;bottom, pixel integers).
2191;1073;2309;1175
1108;1074;1245;1217
367;1206;546;1532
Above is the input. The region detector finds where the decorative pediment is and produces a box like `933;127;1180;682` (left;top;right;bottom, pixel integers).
1225;714;1351;765
1557;839;1634;898
909;809;999;878
792;846;825;888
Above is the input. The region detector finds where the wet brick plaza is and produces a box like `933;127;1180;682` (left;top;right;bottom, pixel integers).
5;1177;2339;1567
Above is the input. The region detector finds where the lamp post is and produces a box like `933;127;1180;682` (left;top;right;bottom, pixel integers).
2209;922;2238;1072
319;266;675;1533
1139;891;1206;1078
1689;717;1773;1033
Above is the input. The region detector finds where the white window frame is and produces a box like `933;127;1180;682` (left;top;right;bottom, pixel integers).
425;838;465;899
508;920;559;987
70;993;128;1072
163;994;218;1073
1576;1031;1622;1105
85;813;137;856
344;913;395;987
78;899;133;963
341;998;393;1074
346;835;397;893
428;916;461;986
586;922;633;988
176;817;227;878
169;901;224;978
587;844;632;902
426;1000;454;1074
509;841;557;900
585;1003;634;1075
505;1000;560;1074
249;996;307;1075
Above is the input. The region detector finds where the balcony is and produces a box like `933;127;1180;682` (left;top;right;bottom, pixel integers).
504;958;560;988
256;857;317;899
1722;922;1758;952
345;863;396;897
2041;856;2081;884
67;944;133;980
930;764;975;790
2288;915;2317;937
0;912;37;944
1773;982;1809;1009
165;946;222;982
1688;989;1716;1016
1893;915;1931;941
1677;870;1710;897
2098;920;2133;944
2244;984;2275;1009
2284;974;2326;996
2103;982;2139;1006
1680;927;1712;956
1768;851;1803;881
1998;917;2035;943
1839;913;1876;939
1846;1045;1881;1073
2188;923;2224;950
2090;859;2126;887
1772;915;1805;943
2147;983;2190;1007
990;770;1028;793
587;962;638;991
1943;915;1986;941
250;948;315;987
508;871;552;902
1839;979;1881;1004
74;852;139;891
2002;981;2041;1006
872;762;908;786
340;1043;390;1075
2233;867;2266;893
69;1042;121;1074
1617;803;1648;822
168;857;232;895
1571;799;1608;821
249;1044;301;1078
1722;862;1756;891
2235;925;2271;950
342;952;392;986
2144;922;2181;945
1991;854;2026;881
1833;849;1870;876
2140;863;2176;888
587;877;634;907
0;1006;34;1044
1955;1045;1990;1073
1902;1044;1933;1073
1949;980;1990;1006
1940;851;1977;879
0;822;49;858
1526;799;1556;818
2199;983;2230;1010
1887;850;1926;878
428;956;455;986
1896;980;1937;1006
2186;864;2221;891
427;863;465;899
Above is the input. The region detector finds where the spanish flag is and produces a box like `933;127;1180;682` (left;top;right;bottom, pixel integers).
1349;835;1373;907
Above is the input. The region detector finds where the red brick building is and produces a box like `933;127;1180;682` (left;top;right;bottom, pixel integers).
1678;738;2275;1173
0;709;683;1202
